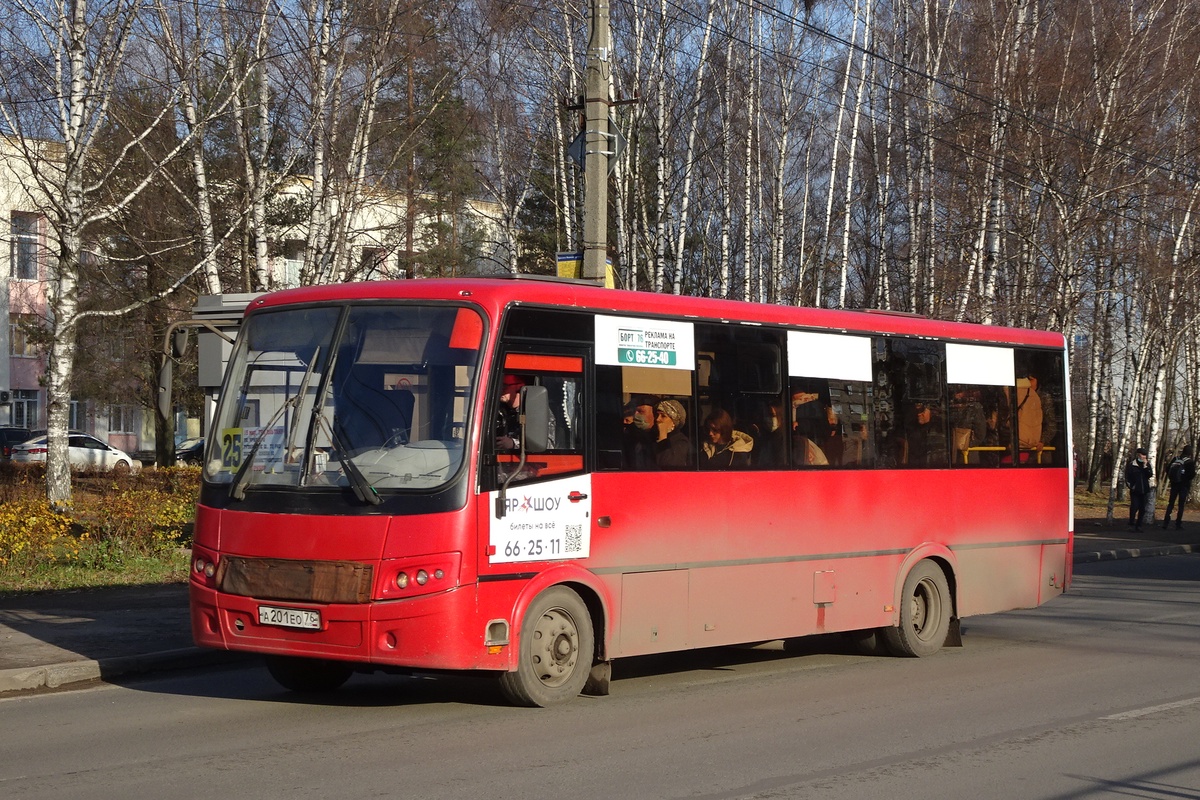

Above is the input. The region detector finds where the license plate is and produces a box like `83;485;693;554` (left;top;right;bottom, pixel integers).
258;605;321;630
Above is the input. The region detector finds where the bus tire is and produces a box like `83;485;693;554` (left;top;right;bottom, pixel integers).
265;655;353;693
883;560;951;658
499;586;594;707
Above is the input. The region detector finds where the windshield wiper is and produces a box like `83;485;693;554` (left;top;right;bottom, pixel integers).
230;348;320;501
321;415;382;505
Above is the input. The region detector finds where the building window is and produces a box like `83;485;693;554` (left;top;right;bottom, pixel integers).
11;212;40;281
282;240;304;288
12;390;38;428
69;401;85;431
9;314;39;357
109;404;137;434
360;247;386;279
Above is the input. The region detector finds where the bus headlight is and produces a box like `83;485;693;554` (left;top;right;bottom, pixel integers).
386;553;461;598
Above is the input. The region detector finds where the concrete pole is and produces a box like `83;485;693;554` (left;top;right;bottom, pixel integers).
582;0;611;283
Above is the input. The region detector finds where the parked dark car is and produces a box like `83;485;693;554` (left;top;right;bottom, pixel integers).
175;437;205;466
0;427;31;460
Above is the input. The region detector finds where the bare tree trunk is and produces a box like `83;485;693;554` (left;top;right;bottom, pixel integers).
836;0;873;309
650;0;669;293
670;1;716;295
741;2;758;302
816;0;861;308
719;22;734;298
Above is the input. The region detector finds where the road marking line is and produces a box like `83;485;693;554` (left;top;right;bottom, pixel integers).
1102;697;1200;721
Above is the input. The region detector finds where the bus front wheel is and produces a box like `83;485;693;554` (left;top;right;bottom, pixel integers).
265;655;353;693
883;560;951;658
499;586;595;707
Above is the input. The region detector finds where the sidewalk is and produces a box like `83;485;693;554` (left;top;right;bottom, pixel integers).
1;518;1197;695
0;583;240;694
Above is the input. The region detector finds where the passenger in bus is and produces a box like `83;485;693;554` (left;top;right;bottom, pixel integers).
842;422;868;465
822;403;845;465
790;390;830;466
753;402;787;467
700;409;753;469
950;388;987;462
982;388;1012;465
654;399;693;468
623;394;660;470
900;401;947;466
792;430;829;466
494;374;526;451
1016;369;1057;461
1015;374;1040;452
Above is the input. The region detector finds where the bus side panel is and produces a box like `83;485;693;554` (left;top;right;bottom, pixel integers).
583;467;1069;658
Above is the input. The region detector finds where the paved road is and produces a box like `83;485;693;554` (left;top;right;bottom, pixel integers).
1;554;1198;800
0;523;1195;694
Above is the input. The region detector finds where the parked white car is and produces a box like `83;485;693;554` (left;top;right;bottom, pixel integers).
11;433;141;473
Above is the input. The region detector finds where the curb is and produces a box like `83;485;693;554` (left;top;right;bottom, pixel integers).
0;648;247;695
1073;543;1200;564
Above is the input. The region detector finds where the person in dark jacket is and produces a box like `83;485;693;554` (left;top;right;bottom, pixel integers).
700;409;753;469
622;394;660;470
654;399;692;469
1162;444;1196;530
1125;447;1152;531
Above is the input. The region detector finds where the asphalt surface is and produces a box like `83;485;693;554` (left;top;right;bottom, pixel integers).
1;516;1197;695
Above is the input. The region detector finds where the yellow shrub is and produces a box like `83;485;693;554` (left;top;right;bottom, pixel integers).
75;486;197;552
0;499;74;569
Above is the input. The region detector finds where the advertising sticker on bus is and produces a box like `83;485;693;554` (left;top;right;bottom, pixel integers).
489;475;592;563
595;315;694;371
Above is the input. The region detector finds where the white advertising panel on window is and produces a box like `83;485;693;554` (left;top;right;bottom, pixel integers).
787;330;872;381
946;343;1014;386
595;315;694;370
489;474;592;563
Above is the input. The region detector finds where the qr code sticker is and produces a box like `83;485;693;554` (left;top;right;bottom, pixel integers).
564;524;583;553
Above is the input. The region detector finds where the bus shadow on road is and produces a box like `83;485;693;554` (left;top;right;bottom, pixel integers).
610;632;889;683
125;631;891;709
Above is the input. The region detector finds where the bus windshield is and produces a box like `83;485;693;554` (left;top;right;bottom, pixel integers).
205;303;483;495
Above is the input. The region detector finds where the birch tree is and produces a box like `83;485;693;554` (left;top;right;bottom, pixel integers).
0;0;232;506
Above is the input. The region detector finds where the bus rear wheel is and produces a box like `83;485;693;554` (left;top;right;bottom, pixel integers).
265;655;353;693
499;586;594;707
883;560;951;658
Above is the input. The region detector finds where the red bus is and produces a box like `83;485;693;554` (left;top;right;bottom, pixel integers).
189;277;1073;706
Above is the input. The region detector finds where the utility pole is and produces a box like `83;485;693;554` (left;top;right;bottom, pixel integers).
582;0;612;283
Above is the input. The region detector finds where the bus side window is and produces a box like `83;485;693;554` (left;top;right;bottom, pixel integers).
608;365;696;472
787;377;874;468
1014;350;1064;467
947;385;1012;466
696;323;784;470
790;379;832;467
873;337;948;468
493;365;585;486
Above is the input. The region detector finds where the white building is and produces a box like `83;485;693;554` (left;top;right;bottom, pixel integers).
1;135;513;459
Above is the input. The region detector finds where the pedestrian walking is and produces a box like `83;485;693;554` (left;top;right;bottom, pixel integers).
1162;445;1196;530
1125;447;1152;531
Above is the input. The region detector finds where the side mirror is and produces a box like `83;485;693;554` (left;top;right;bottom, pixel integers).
520;385;549;453
156;358;173;421
494;384;550;520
